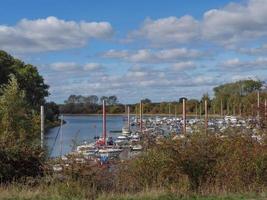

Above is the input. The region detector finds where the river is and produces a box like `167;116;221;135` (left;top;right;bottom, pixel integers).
45;115;126;157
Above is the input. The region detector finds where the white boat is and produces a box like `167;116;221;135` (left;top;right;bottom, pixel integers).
122;126;131;135
115;135;129;145
98;148;123;157
132;144;142;151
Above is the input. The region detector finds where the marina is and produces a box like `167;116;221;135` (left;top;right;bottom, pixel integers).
46;100;265;172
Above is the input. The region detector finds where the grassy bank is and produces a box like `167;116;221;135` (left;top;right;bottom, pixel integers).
0;186;266;200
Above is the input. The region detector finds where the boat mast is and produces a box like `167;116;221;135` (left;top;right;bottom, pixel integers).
103;100;107;145
183;98;186;134
127;106;130;130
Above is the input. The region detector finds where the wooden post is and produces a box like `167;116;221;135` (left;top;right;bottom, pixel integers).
102;100;106;145
140;101;143;131
40;106;44;148
183;99;186;134
205;100;208;133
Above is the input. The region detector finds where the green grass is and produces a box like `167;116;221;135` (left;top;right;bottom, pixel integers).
97;190;267;200
0;188;266;200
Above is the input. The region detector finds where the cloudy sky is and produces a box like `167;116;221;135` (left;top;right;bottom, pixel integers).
0;0;267;103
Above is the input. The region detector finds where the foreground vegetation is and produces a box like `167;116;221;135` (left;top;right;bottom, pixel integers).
0;129;266;199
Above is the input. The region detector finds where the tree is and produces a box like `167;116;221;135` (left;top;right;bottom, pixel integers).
0;50;49;109
45;102;60;122
141;98;152;104
87;95;98;105
65;95;77;104
108;95;118;105
0;76;39;144
179;97;187;103
100;96;109;104
0;50;15;85
14;64;49;109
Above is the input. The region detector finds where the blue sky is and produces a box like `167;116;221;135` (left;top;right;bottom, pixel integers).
0;0;267;103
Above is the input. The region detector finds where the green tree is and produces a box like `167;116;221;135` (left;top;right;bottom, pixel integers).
0;50;49;109
0;76;39;145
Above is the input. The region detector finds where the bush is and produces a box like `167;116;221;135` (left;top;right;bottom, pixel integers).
0;144;45;183
114;132;267;194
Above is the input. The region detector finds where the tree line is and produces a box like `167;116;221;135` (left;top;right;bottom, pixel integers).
60;79;267;117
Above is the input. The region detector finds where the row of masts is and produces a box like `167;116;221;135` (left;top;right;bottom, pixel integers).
40;94;267;151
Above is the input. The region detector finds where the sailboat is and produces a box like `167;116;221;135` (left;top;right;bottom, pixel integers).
97;100;122;159
121;105;131;135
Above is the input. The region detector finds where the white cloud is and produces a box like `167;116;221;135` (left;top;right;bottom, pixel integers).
202;0;267;47
50;62;80;71
50;62;105;72
44;64;220;103
84;63;103;71
126;0;267;48
238;44;267;55
172;61;196;71
128;16;200;45
220;57;267;70
0;16;113;53
102;48;203;63
231;74;259;81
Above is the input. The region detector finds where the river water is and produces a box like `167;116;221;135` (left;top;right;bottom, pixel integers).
45;115;126;157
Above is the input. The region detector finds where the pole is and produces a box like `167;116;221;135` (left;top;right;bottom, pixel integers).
169;103;171;118
183;99;186;134
221;99;223;117
135;104;138;123
127;106;130;129
265;99;267;121
195;103;198;119
205;100;208;133
174;105;177;119
102;100;106;145
40;106;44;148
257;90;260;119
200;102;202;119
140;101;143;132
60;115;63;157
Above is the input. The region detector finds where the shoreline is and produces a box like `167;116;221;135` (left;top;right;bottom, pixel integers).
61;113;222;117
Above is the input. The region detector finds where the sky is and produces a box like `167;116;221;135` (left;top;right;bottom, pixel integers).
0;0;267;103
